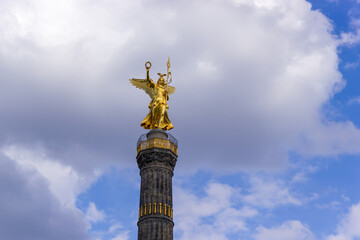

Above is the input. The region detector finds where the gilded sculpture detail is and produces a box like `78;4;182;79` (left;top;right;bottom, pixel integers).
130;58;175;130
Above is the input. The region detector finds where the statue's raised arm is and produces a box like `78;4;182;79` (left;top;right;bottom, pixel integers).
129;59;176;131
145;62;155;88
129;61;156;98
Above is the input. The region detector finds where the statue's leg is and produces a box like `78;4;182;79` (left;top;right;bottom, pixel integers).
152;105;160;128
141;111;152;129
162;111;173;130
150;103;158;128
157;104;166;128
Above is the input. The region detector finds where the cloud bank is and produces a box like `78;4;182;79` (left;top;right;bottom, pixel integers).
1;0;360;238
0;154;89;240
0;0;359;174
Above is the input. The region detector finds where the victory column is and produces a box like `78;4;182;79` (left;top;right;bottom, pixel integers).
130;58;178;240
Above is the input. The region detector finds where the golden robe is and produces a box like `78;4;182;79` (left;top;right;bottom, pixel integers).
141;86;173;130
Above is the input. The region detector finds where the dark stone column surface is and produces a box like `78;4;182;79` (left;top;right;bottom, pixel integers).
137;129;178;240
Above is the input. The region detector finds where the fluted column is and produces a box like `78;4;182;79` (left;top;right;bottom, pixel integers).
137;129;178;240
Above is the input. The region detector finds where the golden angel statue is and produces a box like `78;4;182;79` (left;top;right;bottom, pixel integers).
130;58;175;130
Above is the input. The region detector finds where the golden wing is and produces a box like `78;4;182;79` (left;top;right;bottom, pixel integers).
166;85;176;95
130;78;156;98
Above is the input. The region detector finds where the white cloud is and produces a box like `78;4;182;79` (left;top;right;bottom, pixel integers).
297;121;360;156
86;202;106;223
339;30;360;46
111;231;129;240
254;220;315;240
1;144;104;239
292;165;318;183
316;201;341;210
87;222;130;240
338;17;360;46
174;182;257;240
342;195;350;202
197;60;219;76
0;154;90;240
242;176;302;208
1;144;130;240
215;206;259;233
2;144;100;209
348;96;360;105
344;61;360;69
327;202;360;240
109;223;124;233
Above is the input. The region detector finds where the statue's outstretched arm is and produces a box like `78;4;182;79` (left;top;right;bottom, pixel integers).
145;61;156;88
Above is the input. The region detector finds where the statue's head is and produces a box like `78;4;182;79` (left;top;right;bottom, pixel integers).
157;73;166;86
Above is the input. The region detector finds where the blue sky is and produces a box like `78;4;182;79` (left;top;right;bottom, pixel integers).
0;0;360;239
